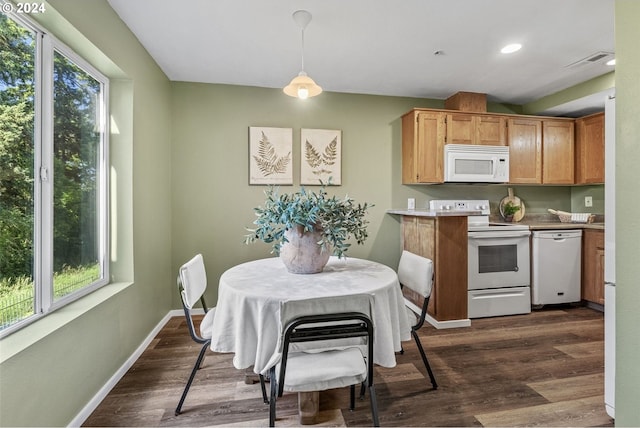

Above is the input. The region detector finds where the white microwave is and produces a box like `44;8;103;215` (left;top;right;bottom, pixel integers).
444;144;509;183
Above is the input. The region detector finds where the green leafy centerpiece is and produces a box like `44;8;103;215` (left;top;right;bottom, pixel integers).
244;185;373;274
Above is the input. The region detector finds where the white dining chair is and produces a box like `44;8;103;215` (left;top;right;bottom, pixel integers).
397;250;438;389
265;294;379;427
175;253;267;415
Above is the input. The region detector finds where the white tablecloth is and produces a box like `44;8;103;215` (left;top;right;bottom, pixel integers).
210;257;411;374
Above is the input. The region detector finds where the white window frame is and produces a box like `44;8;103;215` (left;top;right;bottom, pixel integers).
1;11;110;337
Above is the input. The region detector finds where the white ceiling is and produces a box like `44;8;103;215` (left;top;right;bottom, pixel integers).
107;0;615;116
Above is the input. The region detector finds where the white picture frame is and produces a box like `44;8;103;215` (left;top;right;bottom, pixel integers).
300;128;342;185
249;127;293;185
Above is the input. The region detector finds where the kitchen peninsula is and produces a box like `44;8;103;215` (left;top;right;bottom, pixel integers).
387;208;480;328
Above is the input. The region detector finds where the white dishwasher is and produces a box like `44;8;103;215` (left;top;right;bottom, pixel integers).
531;230;582;306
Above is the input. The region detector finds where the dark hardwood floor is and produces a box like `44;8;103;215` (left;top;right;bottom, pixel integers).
84;306;613;427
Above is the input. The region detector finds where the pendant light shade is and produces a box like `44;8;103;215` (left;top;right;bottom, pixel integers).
283;71;322;99
284;10;322;99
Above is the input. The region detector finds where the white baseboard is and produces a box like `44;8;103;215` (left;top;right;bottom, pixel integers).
425;313;471;329
68;309;194;427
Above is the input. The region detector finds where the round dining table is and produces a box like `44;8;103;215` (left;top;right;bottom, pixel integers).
210;256;412;375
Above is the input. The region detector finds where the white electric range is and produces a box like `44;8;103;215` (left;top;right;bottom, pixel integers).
429;199;531;318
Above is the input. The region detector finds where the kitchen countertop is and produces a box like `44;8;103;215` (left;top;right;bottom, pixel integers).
490;214;605;230
522;222;604;231
387;210;605;229
387;209;482;217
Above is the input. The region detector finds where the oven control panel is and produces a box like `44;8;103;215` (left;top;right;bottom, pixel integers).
429;199;490;215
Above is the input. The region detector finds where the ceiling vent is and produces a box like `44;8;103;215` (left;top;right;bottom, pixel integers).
565;51;614;68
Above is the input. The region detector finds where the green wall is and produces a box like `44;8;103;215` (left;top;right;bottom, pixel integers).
614;1;640;425
522;72;615;116
170;85;591;309
0;0;173;426
170;85;440;306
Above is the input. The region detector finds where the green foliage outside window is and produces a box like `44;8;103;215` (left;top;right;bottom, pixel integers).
1;14;36;282
1;14;104;328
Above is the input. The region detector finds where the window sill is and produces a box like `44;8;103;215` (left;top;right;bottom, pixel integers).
0;282;133;363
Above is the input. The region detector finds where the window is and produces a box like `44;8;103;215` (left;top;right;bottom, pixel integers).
0;12;109;336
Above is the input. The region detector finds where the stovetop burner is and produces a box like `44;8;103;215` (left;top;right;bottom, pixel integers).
429;199;529;231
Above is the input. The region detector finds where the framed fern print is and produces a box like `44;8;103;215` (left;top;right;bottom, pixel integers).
249;127;293;185
300;128;342;185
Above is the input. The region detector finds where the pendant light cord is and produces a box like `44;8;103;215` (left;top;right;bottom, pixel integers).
283;10;322;98
300;27;305;72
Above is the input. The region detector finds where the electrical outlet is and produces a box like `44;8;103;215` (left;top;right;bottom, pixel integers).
585;196;593;207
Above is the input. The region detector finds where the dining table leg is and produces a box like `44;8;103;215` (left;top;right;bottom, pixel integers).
298;391;319;424
243;367;261;384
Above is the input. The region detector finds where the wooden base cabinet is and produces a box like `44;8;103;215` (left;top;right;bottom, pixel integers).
582;229;605;305
401;215;468;321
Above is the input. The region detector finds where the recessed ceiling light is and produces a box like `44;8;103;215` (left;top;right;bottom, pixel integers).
501;43;522;54
606;58;616;66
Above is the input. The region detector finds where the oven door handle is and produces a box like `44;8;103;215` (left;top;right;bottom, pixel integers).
468;231;531;239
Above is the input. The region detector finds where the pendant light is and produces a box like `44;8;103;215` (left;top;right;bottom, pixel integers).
283;10;322;99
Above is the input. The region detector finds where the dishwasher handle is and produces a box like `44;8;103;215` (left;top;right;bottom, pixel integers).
533;231;582;241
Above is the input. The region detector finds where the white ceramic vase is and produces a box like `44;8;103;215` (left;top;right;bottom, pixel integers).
279;226;331;274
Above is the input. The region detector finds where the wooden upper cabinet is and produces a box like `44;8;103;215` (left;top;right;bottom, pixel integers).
507;118;574;184
401;108;577;186
542;119;575;184
576;112;605;184
402;110;445;184
507;118;542;183
476;115;507;145
446;113;507;145
446;113;474;144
